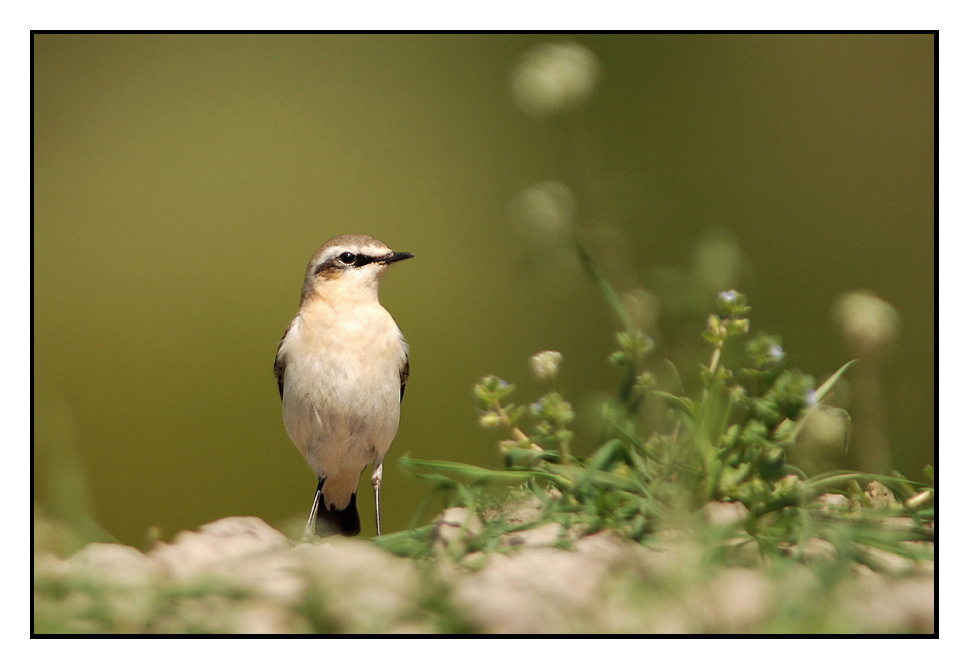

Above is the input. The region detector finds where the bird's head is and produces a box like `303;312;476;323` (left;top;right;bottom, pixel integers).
301;234;413;304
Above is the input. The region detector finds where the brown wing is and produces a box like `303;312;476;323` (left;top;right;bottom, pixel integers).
399;353;409;402
274;321;294;400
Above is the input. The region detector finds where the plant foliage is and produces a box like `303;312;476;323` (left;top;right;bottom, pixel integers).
380;250;934;575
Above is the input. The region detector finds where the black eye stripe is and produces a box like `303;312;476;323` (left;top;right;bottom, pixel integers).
347;253;377;267
314;251;377;275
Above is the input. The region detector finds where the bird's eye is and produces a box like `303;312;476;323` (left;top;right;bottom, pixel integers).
339;252;356;265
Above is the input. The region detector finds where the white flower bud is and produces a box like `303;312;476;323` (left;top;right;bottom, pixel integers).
832;290;900;357
529;350;563;382
509;180;575;240
510;41;600;118
478;412;502;428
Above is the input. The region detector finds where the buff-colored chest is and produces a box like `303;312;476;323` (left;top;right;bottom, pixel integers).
279;298;406;505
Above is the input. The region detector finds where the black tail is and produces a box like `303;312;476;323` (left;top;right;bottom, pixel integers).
315;489;361;537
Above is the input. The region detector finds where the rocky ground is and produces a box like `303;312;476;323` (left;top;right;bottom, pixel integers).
33;510;935;635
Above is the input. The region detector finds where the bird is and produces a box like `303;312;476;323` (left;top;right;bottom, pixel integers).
274;234;412;539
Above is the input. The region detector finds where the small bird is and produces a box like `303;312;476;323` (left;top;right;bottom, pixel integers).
274;234;412;539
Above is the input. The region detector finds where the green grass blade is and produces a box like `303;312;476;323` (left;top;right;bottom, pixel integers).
814;359;857;403
575;241;633;330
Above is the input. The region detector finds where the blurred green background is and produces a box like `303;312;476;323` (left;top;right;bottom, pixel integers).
33;34;935;547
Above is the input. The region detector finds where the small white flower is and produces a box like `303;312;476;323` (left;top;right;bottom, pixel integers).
529;350;563;382
767;343;785;363
510;41;600;118
803;388;818;409
800;408;849;452
832;290;900;357
509;181;575;240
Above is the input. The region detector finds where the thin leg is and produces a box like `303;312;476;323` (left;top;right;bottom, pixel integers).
372;461;383;537
302;477;324;542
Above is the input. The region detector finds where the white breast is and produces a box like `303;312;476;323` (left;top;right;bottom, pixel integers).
279;300;406;507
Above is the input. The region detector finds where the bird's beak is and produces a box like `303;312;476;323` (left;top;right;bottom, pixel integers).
380;251;414;265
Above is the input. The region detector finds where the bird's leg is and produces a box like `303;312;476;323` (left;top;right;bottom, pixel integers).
302;477;324;542
372;461;383;537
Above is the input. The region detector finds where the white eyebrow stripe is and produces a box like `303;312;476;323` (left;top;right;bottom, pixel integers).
319;245;388;262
